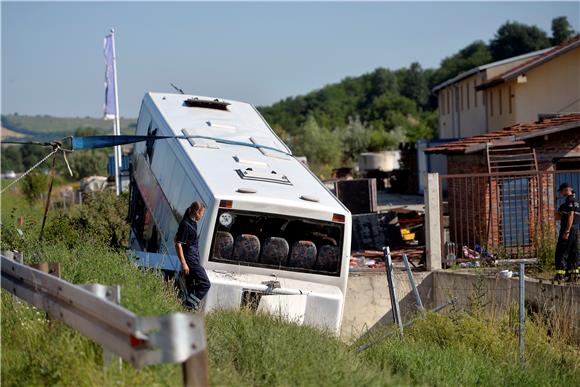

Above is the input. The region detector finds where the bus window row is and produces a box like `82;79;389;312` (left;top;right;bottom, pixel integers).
211;231;340;274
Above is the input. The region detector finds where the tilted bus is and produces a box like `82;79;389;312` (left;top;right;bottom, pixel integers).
128;92;351;333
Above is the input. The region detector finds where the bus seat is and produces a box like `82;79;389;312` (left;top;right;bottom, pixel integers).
233;234;261;263
213;231;234;259
316;245;339;272
260;237;289;266
288;241;317;269
321;237;337;246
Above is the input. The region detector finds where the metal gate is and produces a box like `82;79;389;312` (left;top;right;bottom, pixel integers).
440;170;580;260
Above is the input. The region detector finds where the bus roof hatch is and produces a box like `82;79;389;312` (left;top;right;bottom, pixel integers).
236;167;292;185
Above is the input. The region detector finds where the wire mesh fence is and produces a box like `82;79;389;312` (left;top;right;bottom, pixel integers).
440;169;580;262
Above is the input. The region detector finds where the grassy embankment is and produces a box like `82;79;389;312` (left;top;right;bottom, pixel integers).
1;187;579;386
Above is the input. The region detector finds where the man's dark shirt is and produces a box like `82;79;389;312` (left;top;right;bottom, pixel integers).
176;217;200;267
558;194;580;232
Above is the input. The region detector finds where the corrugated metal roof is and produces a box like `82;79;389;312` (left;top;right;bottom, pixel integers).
425;113;580;155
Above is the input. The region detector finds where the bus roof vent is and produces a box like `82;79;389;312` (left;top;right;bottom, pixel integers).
300;195;320;202
237;187;257;194
184;97;230;111
236;167;292;185
181;129;220;149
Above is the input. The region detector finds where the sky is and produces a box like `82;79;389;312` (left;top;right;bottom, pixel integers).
2;1;579;118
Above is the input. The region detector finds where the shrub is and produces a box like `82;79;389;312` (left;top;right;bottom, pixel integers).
42;190;129;249
20;172;48;204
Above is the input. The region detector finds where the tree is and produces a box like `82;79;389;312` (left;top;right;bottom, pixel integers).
64;149;108;179
368;126;406;152
431;41;492;87
296;116;342;172
489;21;550;61
1;146;23;172
397;62;430;109
337;117;372;162
551;16;576;45
20;144;50;170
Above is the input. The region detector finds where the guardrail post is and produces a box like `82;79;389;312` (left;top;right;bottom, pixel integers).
104;285;122;371
3;251;23;303
182;347;210;387
424;173;442;270
30;262;61;278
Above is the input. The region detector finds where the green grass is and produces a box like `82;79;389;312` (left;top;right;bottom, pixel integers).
359;312;580;386
1;188;579;386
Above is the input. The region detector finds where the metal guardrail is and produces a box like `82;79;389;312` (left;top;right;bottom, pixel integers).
0;254;209;386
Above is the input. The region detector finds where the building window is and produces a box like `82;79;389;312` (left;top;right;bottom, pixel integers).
474;80;478;108
466;83;470;110
499;178;531;247
460;86;464;111
509;85;513;114
446;90;450;115
499;89;503;115
490;91;494;116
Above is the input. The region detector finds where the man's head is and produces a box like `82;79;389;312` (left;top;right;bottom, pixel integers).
558;183;573;197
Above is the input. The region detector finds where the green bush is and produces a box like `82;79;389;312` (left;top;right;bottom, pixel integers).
42;190;129;249
20;172;48;204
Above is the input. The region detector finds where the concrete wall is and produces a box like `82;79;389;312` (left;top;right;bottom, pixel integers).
342;270;580;341
341;271;432;341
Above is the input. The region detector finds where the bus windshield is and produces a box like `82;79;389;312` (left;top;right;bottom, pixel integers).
209;209;344;276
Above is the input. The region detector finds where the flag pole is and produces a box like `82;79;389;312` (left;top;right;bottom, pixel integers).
111;28;122;196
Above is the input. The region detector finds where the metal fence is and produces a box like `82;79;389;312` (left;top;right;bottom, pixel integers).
0;253;209;386
439;169;580;261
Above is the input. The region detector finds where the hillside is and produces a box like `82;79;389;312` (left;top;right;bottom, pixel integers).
1;114;137;140
258;65;437;139
257;17;575;175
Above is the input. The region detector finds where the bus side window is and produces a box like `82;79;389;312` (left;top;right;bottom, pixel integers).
146;225;160;253
146;125;158;162
130;185;147;248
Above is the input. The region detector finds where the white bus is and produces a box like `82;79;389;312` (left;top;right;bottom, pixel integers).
128;92;351;333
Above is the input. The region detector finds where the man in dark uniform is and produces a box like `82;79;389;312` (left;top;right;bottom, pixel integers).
554;183;580;281
175;201;211;310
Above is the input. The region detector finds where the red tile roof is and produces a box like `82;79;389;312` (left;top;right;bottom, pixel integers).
425;113;580;154
476;35;580;91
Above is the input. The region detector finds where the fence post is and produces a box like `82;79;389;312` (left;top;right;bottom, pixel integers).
182;336;210;387
384;247;404;337
402;254;424;312
424;173;442;270
519;263;525;365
